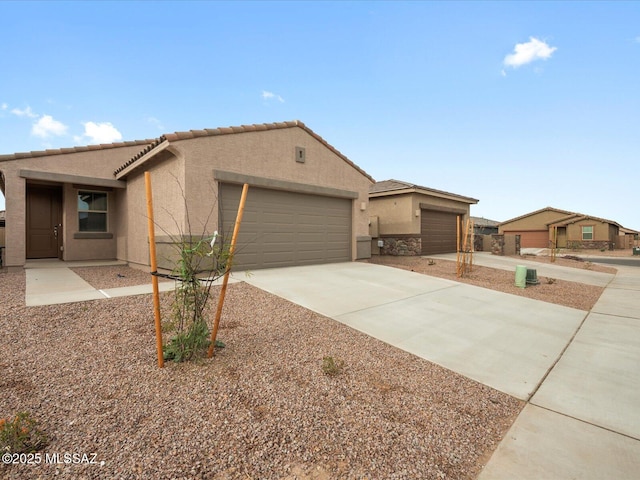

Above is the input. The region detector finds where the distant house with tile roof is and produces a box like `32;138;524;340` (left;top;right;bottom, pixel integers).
369;179;478;255
499;206;637;250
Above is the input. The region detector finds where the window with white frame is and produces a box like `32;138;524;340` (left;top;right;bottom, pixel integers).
581;225;593;240
78;191;108;232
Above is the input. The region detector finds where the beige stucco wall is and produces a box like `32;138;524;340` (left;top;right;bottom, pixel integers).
0;145;146;268
370;192;471;236
121;151;186;268
499;210;568;234
177;128;372;262
369;195;415;235
565;220;613;242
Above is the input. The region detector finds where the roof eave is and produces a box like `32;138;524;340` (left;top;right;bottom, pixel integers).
114;138;170;180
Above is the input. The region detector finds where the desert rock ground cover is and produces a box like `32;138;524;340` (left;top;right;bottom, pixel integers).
368;254;612;312
1;267;522;480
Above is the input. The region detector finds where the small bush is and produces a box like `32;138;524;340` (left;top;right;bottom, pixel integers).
0;412;48;454
322;356;345;376
546;278;556;284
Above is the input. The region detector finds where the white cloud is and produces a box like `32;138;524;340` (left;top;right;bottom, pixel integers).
147;116;164;131
11;106;38;118
503;37;557;69
32;115;68;138
81;121;123;144
1;103;7;110
262;90;284;103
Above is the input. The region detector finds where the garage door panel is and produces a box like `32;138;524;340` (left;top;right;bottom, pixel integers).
220;184;351;270
421;209;458;255
502;230;548;248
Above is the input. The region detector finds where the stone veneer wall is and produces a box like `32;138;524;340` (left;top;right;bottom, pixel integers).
568;240;612;251
379;237;422;256
491;234;521;256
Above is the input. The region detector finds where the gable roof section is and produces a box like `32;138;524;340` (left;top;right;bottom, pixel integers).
114;120;374;182
0;139;156;162
370;179;478;204
498;206;576;226
548;213;624;229
501;207;634;231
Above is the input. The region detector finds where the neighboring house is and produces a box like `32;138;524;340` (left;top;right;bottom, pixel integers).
471;216;499;236
499;206;636;250
369;179;479;255
0;120;374;271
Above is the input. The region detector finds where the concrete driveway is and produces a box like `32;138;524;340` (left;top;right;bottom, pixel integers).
242;261;587;400
242;260;640;479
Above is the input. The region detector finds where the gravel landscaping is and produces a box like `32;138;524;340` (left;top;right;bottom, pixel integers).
1;268;522;480
368;255;610;312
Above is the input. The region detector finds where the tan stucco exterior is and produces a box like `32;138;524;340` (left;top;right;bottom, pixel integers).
0;143;150;269
368;180;478;255
120;126;373;268
500;207;627;250
370;192;471;236
0;121;373;270
498;208;573;234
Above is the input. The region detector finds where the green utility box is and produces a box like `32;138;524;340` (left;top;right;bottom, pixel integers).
633;247;640;256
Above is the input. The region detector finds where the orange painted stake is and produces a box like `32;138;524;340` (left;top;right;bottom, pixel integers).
208;183;249;358
145;172;164;368
456;215;461;277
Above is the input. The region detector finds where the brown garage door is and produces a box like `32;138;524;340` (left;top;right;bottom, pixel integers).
421;209;458;255
220;183;351;270
503;230;549;248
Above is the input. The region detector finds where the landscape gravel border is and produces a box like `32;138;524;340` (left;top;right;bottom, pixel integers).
1;268;523;480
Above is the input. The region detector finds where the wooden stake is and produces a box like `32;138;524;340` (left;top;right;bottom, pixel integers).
208;183;249;358
456;215;461;277
145;172;164;368
469;219;474;272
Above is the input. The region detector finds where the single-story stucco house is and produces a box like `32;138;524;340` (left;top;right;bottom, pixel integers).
0;120;374;272
499;206;637;250
369;179;479;255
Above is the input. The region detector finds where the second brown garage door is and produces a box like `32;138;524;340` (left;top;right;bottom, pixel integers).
220;183;352;270
421;209;458;255
503;230;549;248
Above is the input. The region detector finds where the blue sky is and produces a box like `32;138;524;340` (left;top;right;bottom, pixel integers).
1;1;638;229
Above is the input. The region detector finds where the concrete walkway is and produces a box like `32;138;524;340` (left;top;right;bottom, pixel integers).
24;259;233;306
477;264;640;479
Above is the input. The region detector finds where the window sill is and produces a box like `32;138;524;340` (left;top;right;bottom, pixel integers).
73;232;113;239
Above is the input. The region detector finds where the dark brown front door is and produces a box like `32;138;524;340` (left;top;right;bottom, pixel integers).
26;185;62;259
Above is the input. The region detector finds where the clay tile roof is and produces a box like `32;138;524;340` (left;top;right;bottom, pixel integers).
0;138;157;162
115;120;374;182
498;206;577;226
370;179;478;203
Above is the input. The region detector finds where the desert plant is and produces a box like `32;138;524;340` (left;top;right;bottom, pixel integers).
584;261;594;270
156;178;234;363
322;356;345;376
428;258;436;266
546;277;556;284
0;412;48;454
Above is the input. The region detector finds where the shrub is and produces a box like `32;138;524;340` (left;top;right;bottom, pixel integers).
162;234;229;362
322;356;345;376
0;412;48;454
